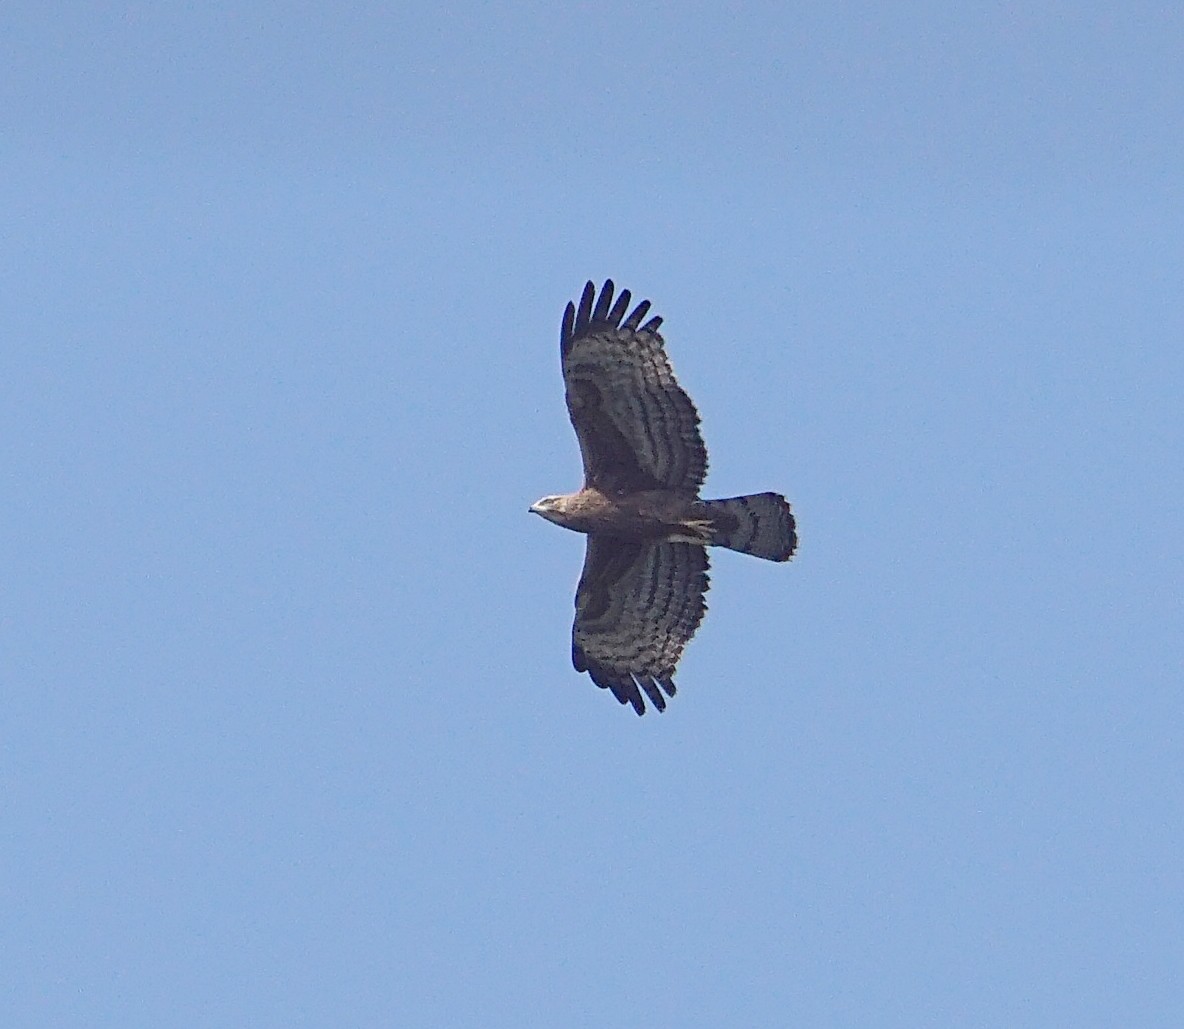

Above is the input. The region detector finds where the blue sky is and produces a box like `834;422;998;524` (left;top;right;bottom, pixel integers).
3;3;1182;1025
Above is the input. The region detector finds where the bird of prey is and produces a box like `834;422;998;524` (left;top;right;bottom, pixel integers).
531;280;797;715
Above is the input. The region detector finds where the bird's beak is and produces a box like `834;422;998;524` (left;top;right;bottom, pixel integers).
528;503;541;515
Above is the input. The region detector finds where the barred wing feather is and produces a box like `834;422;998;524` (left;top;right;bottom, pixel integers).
572;537;710;715
561;280;707;496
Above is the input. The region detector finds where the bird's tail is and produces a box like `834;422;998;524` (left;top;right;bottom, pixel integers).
700;493;797;562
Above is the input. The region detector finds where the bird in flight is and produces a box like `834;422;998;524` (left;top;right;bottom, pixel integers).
531;280;797;715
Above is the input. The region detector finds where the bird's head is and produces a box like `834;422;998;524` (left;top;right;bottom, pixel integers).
529;494;569;524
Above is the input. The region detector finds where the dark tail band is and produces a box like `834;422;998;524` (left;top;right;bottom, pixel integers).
702;493;797;561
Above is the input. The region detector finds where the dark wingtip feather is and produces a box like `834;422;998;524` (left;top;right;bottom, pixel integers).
639;676;667;713
560;301;576;353
586;657;650;715
620;298;651;331
564;280;660;348
576;280;596;336
591;279;615;323
606;288;632;327
610;680;646;715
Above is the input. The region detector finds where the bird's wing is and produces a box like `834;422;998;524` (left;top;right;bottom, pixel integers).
572;536;710;715
561;280;707;495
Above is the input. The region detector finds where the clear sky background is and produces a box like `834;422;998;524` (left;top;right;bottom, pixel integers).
4;3;1182;1026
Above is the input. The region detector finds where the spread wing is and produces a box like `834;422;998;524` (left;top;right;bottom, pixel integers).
572;537;710;715
561;280;708;496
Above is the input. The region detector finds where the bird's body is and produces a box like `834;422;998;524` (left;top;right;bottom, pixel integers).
532;280;797;715
531;488;710;542
531;487;794;556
